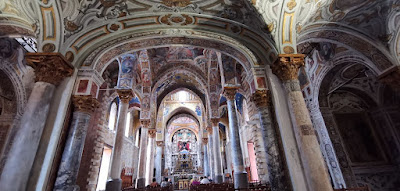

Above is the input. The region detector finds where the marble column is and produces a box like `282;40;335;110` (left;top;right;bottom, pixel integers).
206;127;215;180
251;90;291;191
309;107;346;188
223;87;248;190
137;120;150;188
155;141;163;183
54;96;99;191
212;118;224;183
271;54;333;191
0;53;73;191
147;129;156;185
202;138;210;177
106;90;133;191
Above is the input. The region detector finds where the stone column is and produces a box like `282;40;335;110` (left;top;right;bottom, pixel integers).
54;96;99;191
0;53;73;191
155;141;163;183
206;127;215;180
202;138;210;177
271;54;333;191
137;120;150;188
223;87;248;190
309;107;346;188
106;90;133;191
251;90;291;191
147;129;156;185
211;118;224;183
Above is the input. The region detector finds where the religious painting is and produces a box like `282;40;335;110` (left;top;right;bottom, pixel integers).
142;97;150;109
222;56;236;85
195;105;201;116
118;79;132;89
120;54;136;76
256;77;267;89
90;82;98;98
142;71;151;86
142;87;150;94
178;141;190;151
141;61;149;69
318;42;335;61
298;67;310;89
77;80;89;93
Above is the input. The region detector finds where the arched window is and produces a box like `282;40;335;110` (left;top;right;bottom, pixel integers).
108;102;117;131
125;112;131;137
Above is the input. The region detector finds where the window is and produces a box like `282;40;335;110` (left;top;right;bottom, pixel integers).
125;112;131;137
96;146;112;191
108;102;117;131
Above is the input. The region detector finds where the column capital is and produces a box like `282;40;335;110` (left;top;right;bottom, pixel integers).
117;89;133;103
140;119;150;128
222;87;238;100
211;118;219;127
25;53;74;86
148;128;156;138
202;138;208;144
379;66;400;90
72;95;99;114
206;126;213;135
251;90;271;108
156;141;164;147
271;54;305;81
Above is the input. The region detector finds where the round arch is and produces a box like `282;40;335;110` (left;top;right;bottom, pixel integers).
298;26;396;74
166;113;200;132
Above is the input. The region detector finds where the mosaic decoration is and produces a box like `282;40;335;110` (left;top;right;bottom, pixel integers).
117;53;138;89
235;93;244;114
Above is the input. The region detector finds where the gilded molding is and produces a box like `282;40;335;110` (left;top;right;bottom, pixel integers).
251;90;270;108
72;95;99;114
140;119;151;128
202;137;208;144
117;89;133;103
222;87;238;100
210;118;219;127
206;126;213;135
25;53;74;86
271;54;305;81
156;141;164;147
148;128;157;138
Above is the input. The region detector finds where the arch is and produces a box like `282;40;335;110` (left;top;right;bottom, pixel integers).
169;127;199;143
164;107;200;130
166;113;200;132
152;70;208;110
308;51;381;110
298;26;396;74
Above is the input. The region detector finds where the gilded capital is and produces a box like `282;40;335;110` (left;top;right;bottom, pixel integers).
140;119;150;128
202;137;208;144
25;53;74;86
156;141;164;147
148;128;156;138
251;90;270;108
117;89;133;103
271;54;305;81
72;95;99;113
379;66;400;90
222;87;238;100
211;118;219;127
206;126;213;135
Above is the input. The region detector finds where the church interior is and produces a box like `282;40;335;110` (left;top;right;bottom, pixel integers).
0;0;400;191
